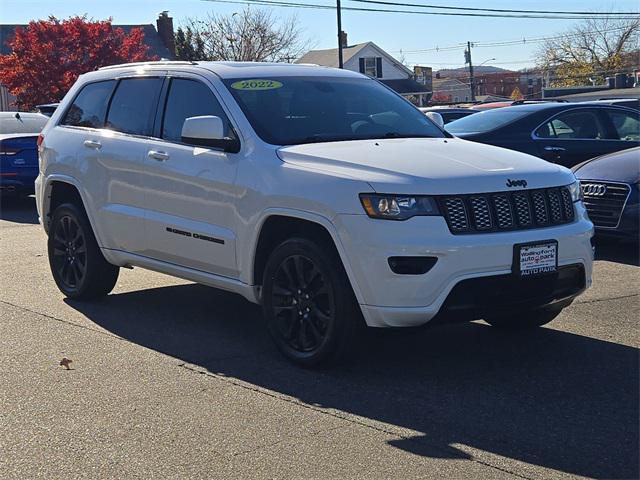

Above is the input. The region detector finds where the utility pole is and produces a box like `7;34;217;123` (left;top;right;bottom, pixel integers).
336;0;344;68
465;41;475;102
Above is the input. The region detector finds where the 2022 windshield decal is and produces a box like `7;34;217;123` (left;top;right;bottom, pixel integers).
230;79;283;91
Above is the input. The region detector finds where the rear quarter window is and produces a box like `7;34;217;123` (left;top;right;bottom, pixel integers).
61;80;115;128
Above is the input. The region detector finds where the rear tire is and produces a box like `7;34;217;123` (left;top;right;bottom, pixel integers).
484;306;563;330
48;202;119;299
262;237;361;367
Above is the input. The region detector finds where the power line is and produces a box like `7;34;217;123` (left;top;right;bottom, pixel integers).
200;0;640;20
411;60;535;65
392;26;636;55
439;68;635;83
347;0;640;18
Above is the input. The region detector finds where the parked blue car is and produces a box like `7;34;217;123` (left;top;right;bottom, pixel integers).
0;112;49;196
573;146;639;242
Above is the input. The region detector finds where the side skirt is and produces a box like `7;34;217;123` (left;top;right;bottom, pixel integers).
101;248;261;304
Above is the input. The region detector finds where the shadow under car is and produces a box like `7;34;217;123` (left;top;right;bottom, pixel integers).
66;283;639;479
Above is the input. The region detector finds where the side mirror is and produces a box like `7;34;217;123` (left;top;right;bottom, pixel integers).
181;115;240;153
424;111;445;129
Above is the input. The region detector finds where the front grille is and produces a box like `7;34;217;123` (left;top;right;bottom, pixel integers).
439;186;575;234
581;181;630;229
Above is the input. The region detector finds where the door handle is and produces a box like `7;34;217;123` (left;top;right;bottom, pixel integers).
148;150;169;161
544;146;566;152
83;140;102;149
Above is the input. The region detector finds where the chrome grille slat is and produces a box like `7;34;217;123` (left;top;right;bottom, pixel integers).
493;195;513;228
531;191;549;225
440;186;575;235
560;188;574;220
513;193;532;226
581;181;630;229
444;197;469;232
547;189;563;223
469;197;492;230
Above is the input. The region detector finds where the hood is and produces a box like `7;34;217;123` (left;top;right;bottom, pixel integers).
573;147;640;184
277;137;574;194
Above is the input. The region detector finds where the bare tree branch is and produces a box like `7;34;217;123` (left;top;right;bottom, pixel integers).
536;16;640;86
183;8;310;63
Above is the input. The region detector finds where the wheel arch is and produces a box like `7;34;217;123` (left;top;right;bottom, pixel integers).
42;175;97;237
249;209;365;305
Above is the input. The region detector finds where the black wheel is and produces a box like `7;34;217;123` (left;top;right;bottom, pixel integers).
48;202;119;299
485;306;563;330
262;238;360;367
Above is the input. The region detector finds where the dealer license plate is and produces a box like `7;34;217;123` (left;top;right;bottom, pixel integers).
516;241;558;277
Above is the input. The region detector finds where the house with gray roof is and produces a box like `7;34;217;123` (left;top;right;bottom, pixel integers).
297;34;431;105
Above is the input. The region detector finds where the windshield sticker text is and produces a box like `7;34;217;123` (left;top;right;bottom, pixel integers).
231;79;283;91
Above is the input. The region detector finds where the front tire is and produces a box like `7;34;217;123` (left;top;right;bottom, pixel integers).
262;238;360;367
48;203;119;299
484;306;564;330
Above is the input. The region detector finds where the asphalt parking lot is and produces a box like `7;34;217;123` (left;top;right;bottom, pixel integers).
1;195;638;480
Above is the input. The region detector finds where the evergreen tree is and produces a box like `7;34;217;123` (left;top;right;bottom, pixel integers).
175;26;206;61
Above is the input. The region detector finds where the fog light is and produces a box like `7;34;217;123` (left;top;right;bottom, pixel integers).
388;256;437;275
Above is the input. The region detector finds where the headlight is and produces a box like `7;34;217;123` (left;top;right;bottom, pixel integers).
359;193;440;220
568;181;583;202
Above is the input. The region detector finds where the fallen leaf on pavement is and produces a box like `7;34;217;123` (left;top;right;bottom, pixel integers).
59;358;73;370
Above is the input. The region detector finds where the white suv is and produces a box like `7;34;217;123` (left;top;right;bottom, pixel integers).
36;61;594;366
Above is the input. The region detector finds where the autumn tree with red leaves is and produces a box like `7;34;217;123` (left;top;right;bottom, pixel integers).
0;16;157;109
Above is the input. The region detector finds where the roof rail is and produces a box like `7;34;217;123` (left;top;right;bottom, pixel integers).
511;99;568;105
98;61;197;71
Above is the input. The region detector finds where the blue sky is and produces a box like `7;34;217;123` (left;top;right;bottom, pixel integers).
1;0;637;70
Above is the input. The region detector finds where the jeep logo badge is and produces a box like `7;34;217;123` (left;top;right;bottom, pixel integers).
506;179;527;188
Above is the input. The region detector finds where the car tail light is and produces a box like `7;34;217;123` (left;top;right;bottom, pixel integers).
37;133;44;148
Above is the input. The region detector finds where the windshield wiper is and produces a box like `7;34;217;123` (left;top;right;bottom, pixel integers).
380;132;435;139
299;132;436;144
302;134;354;144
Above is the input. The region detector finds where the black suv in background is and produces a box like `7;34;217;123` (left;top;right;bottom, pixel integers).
446;102;640;168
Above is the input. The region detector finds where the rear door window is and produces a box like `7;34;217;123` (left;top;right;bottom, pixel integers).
606;109;640;141
105;78;163;136
61;80;115;128
535;110;607;140
161;78;232;142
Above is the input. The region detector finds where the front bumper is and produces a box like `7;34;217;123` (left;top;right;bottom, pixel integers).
595;202;639;242
335;202;594;327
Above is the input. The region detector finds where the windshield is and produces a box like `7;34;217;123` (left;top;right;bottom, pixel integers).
446;108;530;136
0;114;48;134
223;76;445;145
